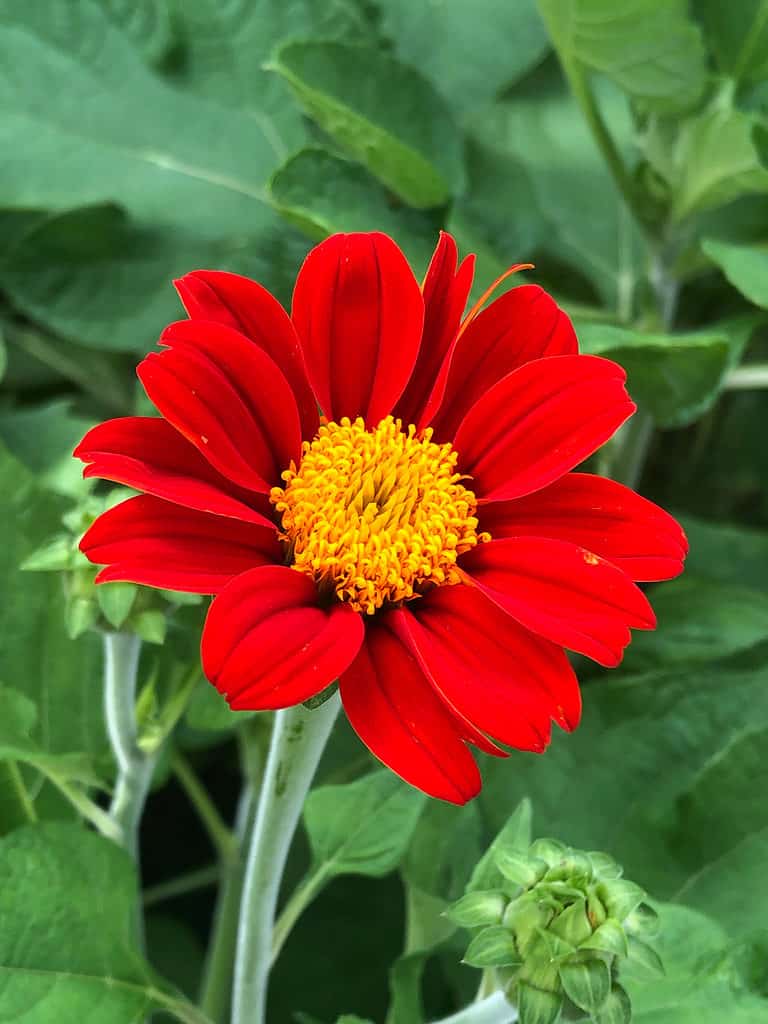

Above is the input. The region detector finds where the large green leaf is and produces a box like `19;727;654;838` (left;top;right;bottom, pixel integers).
100;0;175;66
537;0;707;112
703;239;768;308
0;0;307;349
681;515;768;594
578;320;746;427
0;822;199;1022
477;83;646;310
694;0;768;85
382;0;549;114
624;903;768;1021
269;148;437;272
271;41;465;208
0;399;94;496
622;576;768;670
0;447;105;760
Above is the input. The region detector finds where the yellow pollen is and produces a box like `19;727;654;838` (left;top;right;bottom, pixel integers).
270;416;490;615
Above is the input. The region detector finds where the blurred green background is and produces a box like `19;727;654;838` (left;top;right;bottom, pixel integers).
2;2;768;1022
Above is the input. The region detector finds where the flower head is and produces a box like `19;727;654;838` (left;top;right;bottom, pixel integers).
75;231;687;803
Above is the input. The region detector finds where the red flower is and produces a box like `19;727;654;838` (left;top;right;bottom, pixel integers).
76;232;687;804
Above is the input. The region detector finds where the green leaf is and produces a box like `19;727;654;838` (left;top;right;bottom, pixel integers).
596;879;646;922
133;609;167;645
559;957;611;1013
184;677;245;734
578;321;742;427
594;984;631;1024
476;83;646;309
0;822;191;1022
581;918;629;957
495;850;548;889
382;0;549;113
623;903;768;1022
271;41;464;208
537;0;707;112
694;0;768;85
0;686;102;790
0;400;95;497
626;936;665;976
447;891;507;929
101;0;175;66
304;770;426;880
463;925;521;968
663;109;768;222
681;515;768;594
703;238;768;308
468;799;532;893
97;583;138;630
269;148;436;270
0;448;106;763
517;982;562;1024
622;577;768;669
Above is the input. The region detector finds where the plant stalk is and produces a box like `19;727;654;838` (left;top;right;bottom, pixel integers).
0;761;37;829
103;631;154;861
231;694;341;1024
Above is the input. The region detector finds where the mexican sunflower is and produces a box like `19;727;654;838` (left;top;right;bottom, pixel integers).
75;231;686;804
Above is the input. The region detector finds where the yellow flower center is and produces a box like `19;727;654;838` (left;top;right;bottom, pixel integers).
270;416;488;615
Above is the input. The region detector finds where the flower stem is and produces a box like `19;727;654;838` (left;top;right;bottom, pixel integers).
431;992;517;1024
231;693;341;1024
0;761;37;830
143;864;221;908
199;788;255;1024
103;631;153;861
726;363;768;389
172;750;237;863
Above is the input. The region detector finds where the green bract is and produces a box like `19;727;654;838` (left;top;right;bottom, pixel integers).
450;838;662;1024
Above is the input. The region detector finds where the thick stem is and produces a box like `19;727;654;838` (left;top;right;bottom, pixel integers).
431;992;517;1024
725;364;768;389
199;789;255;1024
231;694;341;1024
103;632;154;861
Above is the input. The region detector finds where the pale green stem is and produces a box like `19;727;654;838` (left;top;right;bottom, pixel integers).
143;864;220;908
231;694;341;1024
725;364;768;389
103;632;155;861
431;992;517;1024
199;788;255;1024
270;864;331;963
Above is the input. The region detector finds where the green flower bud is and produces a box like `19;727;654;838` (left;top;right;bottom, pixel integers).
449;831;663;1024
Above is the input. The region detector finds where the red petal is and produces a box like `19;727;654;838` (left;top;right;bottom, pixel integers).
174;270;319;440
291;233;424;425
74;417;273;526
393;583;580;745
453;354;635;502
461;537;656;667
138;320;302;493
481;473;688;582
431;285;578;440
81;495;281;593
340;620;481;804
393;231;475;428
202;566;364;710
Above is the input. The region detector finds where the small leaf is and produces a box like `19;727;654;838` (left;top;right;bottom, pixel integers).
496;849;548;888
703;239;768;309
447;890;507;928
65;595;99;640
597;880;646;922
517;981;562;1024
626;936;665;976
537;928;576;963
580;918;629;958
463;925;521;968
549;901;593;946
587;852;623;880
528;838;567;867
468;798;532;892
97;583;137;629
21;534;76;572
559;957;611;1013
304;770;426;879
132;610;166;645
594;983;632;1024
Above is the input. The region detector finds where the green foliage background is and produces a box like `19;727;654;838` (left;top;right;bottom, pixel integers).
1;1;768;1022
